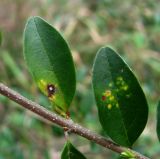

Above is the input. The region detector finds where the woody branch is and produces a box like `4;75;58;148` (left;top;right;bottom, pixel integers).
0;83;150;159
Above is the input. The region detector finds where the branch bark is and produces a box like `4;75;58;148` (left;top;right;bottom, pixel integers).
0;83;150;159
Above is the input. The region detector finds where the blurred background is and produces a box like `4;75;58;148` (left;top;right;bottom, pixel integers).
0;0;160;158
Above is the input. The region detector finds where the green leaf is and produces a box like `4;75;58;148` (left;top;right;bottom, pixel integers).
92;47;148;147
156;101;160;142
120;150;136;159
61;141;87;159
23;16;76;115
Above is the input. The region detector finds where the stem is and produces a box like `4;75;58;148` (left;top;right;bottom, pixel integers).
64;130;69;140
0;83;150;159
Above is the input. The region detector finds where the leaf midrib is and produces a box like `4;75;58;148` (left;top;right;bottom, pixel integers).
32;17;65;104
104;48;130;146
67;143;72;159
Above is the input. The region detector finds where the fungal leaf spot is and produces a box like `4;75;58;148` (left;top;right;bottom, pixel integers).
101;78;129;110
47;84;56;97
104;90;111;97
102;89;119;110
115;76;130;96
109;95;114;101
107;104;112;109
102;95;106;101
38;79;58;101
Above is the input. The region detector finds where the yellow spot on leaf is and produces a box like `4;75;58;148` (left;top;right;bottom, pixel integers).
38;79;48;95
107;104;112;109
39;79;47;87
116;76;129;93
104;90;111;97
109;95;115;101
49;95;56;101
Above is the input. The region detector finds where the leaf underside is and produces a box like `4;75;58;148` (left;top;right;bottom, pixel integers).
23;16;76;114
61;141;87;159
92;47;148;147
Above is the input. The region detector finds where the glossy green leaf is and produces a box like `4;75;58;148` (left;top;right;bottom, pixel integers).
61;141;87;159
92;47;148;147
156;101;160;142
23;16;76;116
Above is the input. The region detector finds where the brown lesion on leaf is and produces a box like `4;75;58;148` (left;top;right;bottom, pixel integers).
38;79;57;101
102;95;106;101
47;84;58;101
47;84;56;97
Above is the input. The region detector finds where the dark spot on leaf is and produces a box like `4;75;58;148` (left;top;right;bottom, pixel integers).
102;95;106;101
47;84;56;97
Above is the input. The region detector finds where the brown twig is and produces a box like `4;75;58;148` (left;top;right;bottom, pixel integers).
0;83;150;159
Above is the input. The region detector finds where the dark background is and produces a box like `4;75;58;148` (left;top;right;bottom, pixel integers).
0;0;160;158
